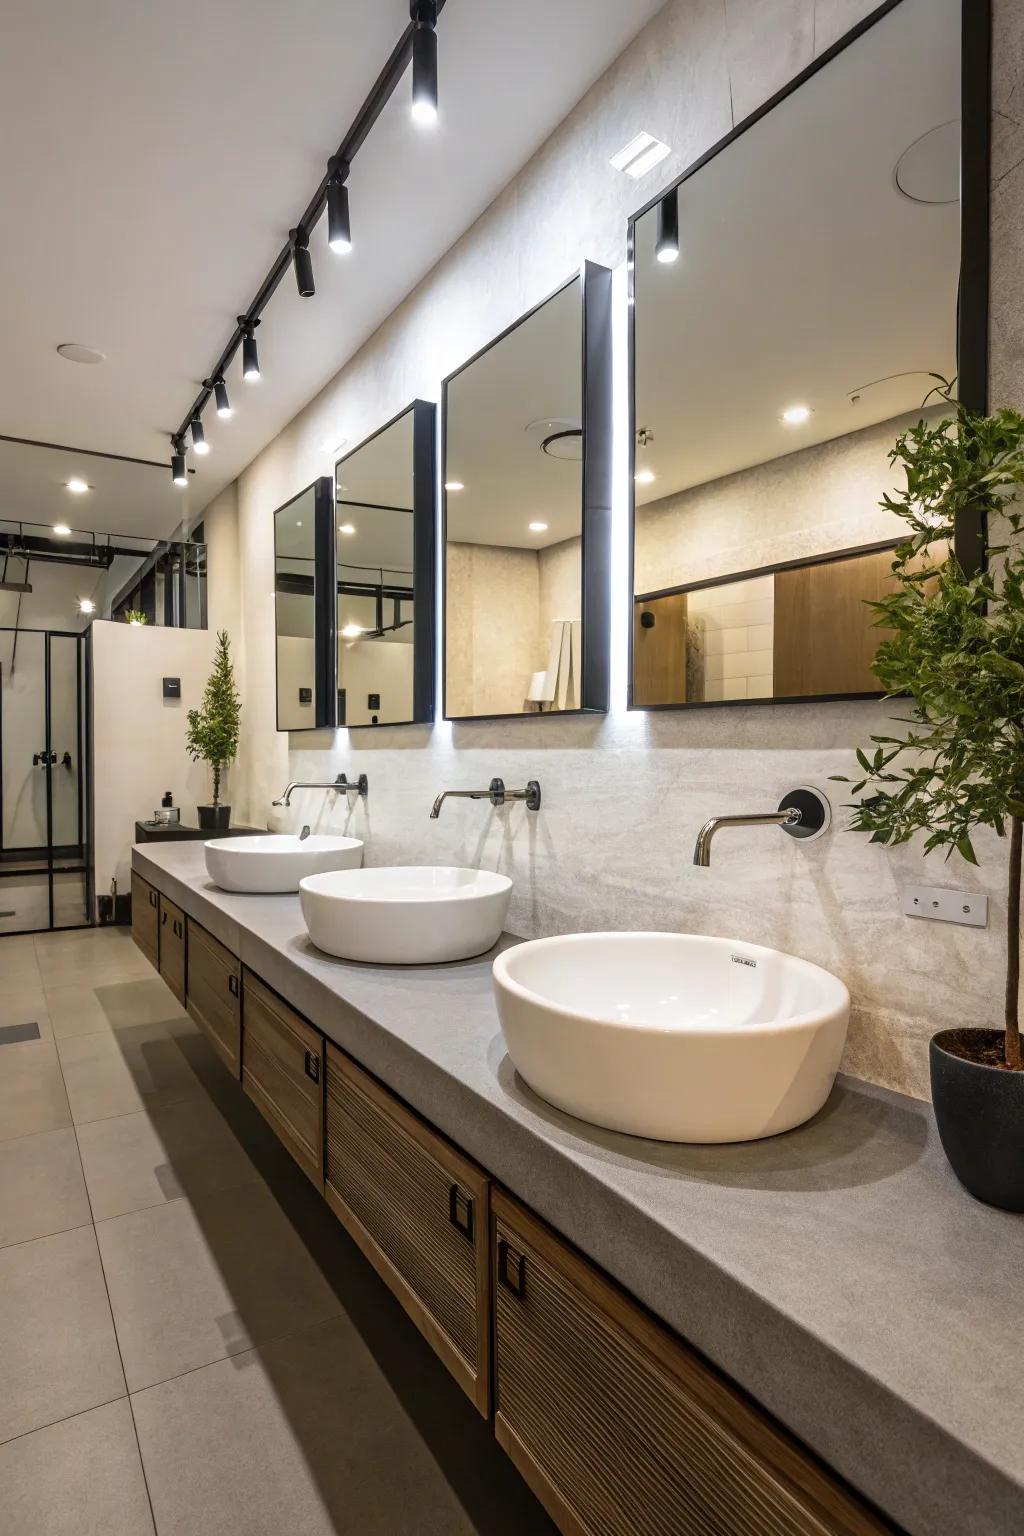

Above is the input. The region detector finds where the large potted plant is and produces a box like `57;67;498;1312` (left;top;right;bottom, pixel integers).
837;388;1024;1209
186;629;241;833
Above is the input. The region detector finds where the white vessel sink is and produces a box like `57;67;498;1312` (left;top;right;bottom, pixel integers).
299;866;511;965
492;932;849;1143
205;834;363;894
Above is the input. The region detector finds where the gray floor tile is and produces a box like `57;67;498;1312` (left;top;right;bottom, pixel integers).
0;1398;154;1536
0;986;53;1041
0;939;42;995
57;1022;199;1125
96;1181;341;1392
45;975;188;1040
0;1127;91;1249
131;1319;484;1536
77;1092;263;1222
0;1225;125;1443
0;1039;71;1142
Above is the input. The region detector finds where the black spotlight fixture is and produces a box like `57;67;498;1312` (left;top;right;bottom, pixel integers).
291;228;315;298
410;0;438;126
327;157;352;254
240;316;261;381
190;412;209;456
171;437;187;487
656;189;680;265
213;376;231;418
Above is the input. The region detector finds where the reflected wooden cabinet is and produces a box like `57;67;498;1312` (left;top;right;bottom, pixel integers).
131;873;159;968
632;592;689;706
157;895;186;1006
186;919;241;1077
492;1190;891;1536
324;1047;491;1415
241;969;324;1188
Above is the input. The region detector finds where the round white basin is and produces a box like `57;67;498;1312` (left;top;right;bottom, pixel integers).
205;834;363;894
300;865;512;965
493;932;850;1143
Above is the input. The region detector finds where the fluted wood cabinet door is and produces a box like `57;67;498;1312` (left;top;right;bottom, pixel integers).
241;970;324;1188
157;895;186;1007
324;1046;491;1415
131;873;159;969
186;919;241;1077
492;1190;892;1536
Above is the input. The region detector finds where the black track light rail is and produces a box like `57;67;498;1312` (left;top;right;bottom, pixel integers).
172;0;445;453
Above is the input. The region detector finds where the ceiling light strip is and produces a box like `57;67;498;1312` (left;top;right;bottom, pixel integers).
169;0;447;469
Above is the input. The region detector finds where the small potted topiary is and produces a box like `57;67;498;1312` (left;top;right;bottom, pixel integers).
186;630;241;833
838;386;1024;1209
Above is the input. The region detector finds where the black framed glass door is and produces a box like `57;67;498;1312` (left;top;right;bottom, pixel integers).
0;627;90;934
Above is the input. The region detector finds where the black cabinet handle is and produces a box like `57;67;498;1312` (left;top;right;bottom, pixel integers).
497;1239;526;1299
149;889;158;909
227;973;240;998
304;1050;320;1083
161;909;168;926
448;1183;475;1241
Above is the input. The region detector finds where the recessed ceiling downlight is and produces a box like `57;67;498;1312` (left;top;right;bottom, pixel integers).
78;598;96;615
635;469;656;486
528;521;548;533
53;523;72;537
66;477;90;494
781;404;812;426
338;523;356;536
444;481;464;492
57;343;105;365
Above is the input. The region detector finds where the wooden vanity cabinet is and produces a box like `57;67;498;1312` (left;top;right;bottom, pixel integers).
241;969;324;1189
324;1047;491;1415
492;1190;891;1536
131;873;160;968
157;895;186;1006
186;919;241;1077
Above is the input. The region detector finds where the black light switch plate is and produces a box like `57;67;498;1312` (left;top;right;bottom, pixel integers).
298;687;313;705
163;677;181;698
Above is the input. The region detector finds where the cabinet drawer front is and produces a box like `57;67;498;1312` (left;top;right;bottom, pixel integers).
131;874;159;966
186;920;241;1076
493;1193;889;1536
241;971;323;1186
324;1048;489;1413
158;896;186;1006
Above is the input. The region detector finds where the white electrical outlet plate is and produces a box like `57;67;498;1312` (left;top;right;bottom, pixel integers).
902;885;988;928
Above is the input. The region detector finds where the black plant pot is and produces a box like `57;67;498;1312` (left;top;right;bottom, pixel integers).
197;803;231;832
930;1028;1024;1212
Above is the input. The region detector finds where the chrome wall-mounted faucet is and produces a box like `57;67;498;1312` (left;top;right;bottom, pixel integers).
430;776;541;820
693;787;830;867
273;772;368;808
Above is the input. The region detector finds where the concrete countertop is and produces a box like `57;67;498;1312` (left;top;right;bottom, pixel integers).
134;839;1024;1536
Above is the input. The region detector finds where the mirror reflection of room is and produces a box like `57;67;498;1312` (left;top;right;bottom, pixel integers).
445;277;584;719
631;0;960;707
335;409;416;727
274;485;318;729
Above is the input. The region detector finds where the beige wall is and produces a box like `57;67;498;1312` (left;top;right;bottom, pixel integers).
198;0;1023;1103
92;621;218;907
634;408;939;595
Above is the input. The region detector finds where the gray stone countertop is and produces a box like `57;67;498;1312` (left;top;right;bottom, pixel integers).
134;840;1024;1536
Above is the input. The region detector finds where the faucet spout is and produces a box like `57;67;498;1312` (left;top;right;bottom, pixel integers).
693;808;800;867
429;777;542;820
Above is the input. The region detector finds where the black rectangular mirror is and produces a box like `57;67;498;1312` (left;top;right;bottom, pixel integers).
442;262;612;721
629;0;988;710
274;477;336;731
333;400;436;728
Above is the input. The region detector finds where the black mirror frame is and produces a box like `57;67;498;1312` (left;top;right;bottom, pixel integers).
273;475;337;733
625;0;991;715
440;260;613;723
332;398;436;729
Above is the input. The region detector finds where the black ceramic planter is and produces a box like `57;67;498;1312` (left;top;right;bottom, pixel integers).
197;804;231;832
930;1029;1024;1212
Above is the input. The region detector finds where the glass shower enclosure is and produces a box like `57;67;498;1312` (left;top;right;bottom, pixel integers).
0;627;91;934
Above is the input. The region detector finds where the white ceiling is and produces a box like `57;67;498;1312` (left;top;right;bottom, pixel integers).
0;0;664;537
634;0;960;508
